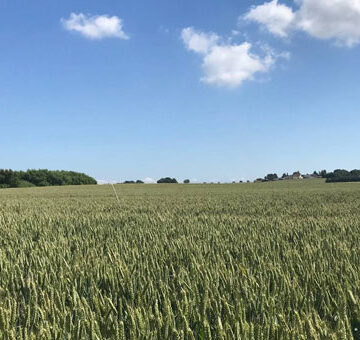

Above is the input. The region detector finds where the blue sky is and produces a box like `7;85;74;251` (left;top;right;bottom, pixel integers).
1;0;360;183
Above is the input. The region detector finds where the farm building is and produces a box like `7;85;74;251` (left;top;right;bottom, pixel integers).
292;171;303;179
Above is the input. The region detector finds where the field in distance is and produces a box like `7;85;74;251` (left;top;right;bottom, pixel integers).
0;180;359;339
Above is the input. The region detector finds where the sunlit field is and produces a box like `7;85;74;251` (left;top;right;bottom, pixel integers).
0;180;359;339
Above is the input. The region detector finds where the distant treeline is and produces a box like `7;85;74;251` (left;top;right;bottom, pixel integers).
324;169;360;183
0;169;97;188
122;177;182;184
258;169;360;183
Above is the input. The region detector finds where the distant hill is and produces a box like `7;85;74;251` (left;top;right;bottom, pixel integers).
0;169;97;189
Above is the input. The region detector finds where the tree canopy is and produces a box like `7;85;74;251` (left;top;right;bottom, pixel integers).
324;169;360;183
0;169;97;189
157;177;178;184
123;180;144;184
264;173;278;181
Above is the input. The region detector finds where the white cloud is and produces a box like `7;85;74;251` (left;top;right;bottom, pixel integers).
181;27;219;54
244;0;360;47
143;177;156;184
297;0;360;47
181;27;280;88
202;43;275;87
62;13;129;40
244;0;295;37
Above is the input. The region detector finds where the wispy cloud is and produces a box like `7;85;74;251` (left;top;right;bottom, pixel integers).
62;13;129;40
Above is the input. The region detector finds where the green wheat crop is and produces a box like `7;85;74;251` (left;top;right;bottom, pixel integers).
0;180;359;339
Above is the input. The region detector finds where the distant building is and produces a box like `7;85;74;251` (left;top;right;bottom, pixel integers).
292;171;303;180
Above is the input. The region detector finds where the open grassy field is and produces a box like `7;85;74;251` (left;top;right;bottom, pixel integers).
0;180;360;339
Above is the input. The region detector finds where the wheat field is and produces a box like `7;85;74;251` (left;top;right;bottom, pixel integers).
0;180;359;339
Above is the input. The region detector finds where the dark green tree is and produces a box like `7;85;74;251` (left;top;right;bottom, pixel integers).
0;169;97;189
265;173;278;181
320;170;327;178
157;177;178;184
